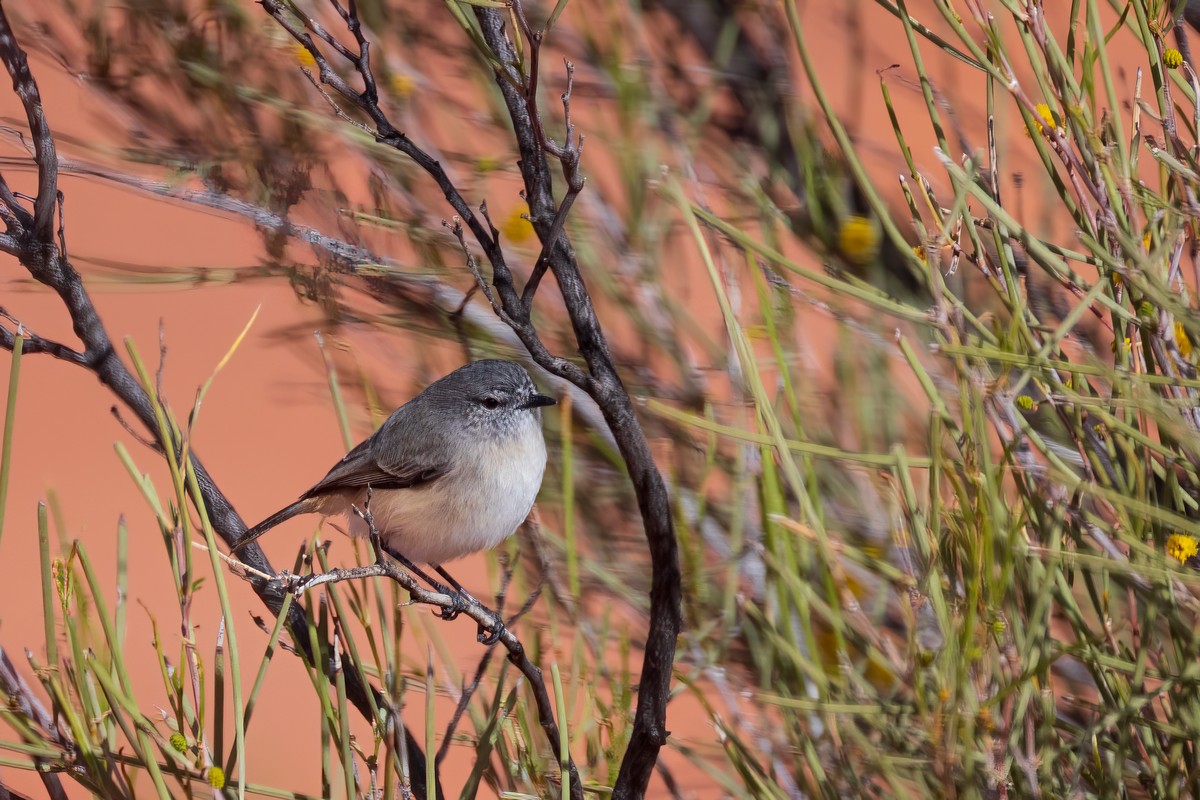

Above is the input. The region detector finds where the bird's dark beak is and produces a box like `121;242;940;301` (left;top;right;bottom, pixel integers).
524;393;557;409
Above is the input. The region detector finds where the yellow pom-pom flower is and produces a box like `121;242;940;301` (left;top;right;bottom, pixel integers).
1167;533;1199;563
1024;103;1060;138
837;215;880;266
207;767;225;790
169;733;187;753
1015;395;1036;412
1164;48;1184;70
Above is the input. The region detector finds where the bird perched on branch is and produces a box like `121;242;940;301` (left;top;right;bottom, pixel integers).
233;359;556;609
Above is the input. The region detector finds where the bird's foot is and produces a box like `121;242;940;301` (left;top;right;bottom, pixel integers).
435;589;471;621
290;572;316;594
477;611;505;645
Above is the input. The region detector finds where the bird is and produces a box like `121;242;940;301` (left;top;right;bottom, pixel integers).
233;359;556;612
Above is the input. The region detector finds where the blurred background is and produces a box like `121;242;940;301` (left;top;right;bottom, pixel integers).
3;0;1200;797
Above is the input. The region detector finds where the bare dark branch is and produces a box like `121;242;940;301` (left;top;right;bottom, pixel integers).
0;172;30;229
0;5;56;241
522;59;586;308
471;8;682;796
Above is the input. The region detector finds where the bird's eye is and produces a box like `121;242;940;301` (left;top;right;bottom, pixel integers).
481;396;501;409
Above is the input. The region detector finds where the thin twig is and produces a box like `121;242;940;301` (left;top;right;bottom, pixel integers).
435;645;497;766
0;308;87;365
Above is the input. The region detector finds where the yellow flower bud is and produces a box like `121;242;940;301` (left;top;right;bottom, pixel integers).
837;215;879;266
1175;321;1193;359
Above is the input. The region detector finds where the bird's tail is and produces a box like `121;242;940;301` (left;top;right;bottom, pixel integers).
232;498;311;554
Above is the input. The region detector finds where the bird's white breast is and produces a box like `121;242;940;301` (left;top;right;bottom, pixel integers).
343;419;547;565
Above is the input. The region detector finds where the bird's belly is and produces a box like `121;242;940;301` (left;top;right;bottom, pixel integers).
344;432;546;566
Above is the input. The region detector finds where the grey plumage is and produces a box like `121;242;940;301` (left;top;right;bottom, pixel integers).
235;360;555;566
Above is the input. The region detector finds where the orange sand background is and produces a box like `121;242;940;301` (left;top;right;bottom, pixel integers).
0;0;1165;796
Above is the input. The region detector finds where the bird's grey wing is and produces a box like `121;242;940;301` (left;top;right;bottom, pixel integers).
302;435;449;497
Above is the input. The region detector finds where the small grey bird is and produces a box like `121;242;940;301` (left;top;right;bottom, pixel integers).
234;360;555;586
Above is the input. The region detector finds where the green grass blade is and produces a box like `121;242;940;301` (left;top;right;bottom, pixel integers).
0;333;22;550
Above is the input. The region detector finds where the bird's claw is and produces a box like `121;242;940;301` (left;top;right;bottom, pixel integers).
436;590;471;621
289;572;313;595
477;613;505;645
